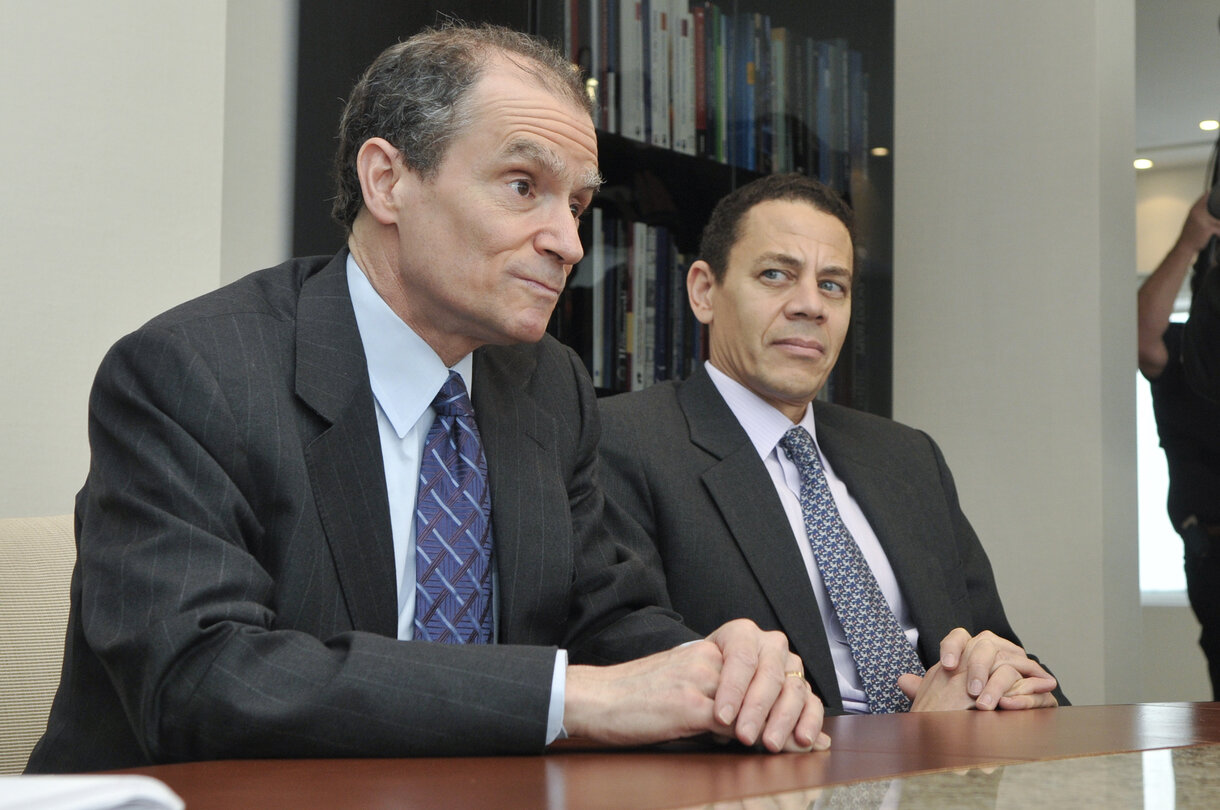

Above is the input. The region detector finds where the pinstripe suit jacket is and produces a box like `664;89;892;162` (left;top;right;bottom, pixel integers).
26;252;695;773
598;366;1065;713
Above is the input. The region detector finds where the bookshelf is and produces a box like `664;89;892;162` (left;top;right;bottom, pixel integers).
292;0;893;415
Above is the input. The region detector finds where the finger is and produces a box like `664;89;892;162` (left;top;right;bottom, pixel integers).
897;672;924;700
996;654;1053;682
997;689;1059;710
704;620;757;727
1001;673;1059;696
781;688;830;753
969;639;1053;686
760;670;816;752
715;628;790;746
963;635;1000;697
973;663;1034;710
938;627;972;671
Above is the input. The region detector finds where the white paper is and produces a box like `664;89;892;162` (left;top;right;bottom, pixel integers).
0;775;184;810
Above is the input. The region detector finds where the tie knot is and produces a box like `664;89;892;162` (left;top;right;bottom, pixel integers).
432;370;474;418
778;426;820;474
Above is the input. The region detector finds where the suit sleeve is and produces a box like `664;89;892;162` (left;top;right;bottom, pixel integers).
551;348;699;664
592;393;674;599
74;326;557;764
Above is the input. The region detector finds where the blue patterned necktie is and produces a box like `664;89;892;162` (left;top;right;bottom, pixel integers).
413;370;494;644
779;426;925;713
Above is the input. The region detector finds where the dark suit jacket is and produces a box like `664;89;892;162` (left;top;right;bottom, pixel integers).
27;252;696;773
598;366;1065;713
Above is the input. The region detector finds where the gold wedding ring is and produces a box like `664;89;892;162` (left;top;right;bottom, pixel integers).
785;671;805;679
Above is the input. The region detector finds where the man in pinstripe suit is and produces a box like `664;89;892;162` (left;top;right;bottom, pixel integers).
26;25;824;773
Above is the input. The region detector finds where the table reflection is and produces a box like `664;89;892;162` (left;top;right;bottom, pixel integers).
678;745;1220;810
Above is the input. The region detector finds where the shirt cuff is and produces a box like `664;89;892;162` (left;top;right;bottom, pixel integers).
546;649;568;744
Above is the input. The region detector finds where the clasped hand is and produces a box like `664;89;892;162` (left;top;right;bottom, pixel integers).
896;628;1058;712
564;619;830;752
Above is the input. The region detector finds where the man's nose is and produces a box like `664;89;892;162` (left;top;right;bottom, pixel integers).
784;277;827;321
537;201;584;267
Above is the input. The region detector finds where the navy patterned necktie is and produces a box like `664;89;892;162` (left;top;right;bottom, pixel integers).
779;425;925;713
413;370;494;644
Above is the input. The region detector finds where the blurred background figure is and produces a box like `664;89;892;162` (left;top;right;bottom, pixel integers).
1137;184;1220;699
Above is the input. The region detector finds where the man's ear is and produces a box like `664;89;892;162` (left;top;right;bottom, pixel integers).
687;260;716;326
356;137;406;226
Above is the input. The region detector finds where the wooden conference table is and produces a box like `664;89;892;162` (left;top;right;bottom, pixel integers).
119;702;1220;809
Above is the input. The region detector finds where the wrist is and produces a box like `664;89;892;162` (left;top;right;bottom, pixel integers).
562;664;610;740
1171;236;1207;263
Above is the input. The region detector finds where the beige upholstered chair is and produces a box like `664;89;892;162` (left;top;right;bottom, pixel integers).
0;514;75;773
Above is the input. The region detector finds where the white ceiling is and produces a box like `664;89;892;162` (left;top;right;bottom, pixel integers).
1136;0;1220;167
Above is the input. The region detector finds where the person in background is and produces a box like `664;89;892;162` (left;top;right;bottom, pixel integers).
1138;192;1220;699
1182;204;1220;402
599;173;1064;715
25;24;826;774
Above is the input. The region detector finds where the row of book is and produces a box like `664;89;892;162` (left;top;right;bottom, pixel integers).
557;208;707;393
564;1;870;191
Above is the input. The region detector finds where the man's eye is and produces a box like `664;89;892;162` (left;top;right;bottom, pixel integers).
509;179;532;197
820;280;846;294
570;202;585;219
760;269;784;281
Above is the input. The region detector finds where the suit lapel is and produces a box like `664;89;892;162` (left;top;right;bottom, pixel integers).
471;345;568;645
296;251;398;638
812;403;955;663
678;369;843;706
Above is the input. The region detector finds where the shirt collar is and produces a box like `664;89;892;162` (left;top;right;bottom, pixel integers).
704;361;818;459
346;254;473;438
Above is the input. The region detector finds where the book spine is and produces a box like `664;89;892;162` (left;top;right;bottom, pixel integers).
616;220;635;390
620;1;646;142
771;27;786;172
693;4;708;157
590;207;605;388
642;225;657;387
631;220;649;390
647;1;670;149
600;0;613;131
652;226;669;383
754;12;770;173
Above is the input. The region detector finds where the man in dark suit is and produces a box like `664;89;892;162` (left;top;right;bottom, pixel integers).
599;174;1063;715
27;25;825;774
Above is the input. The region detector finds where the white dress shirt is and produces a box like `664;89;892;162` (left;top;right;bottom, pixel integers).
346;255;566;740
705;363;920;713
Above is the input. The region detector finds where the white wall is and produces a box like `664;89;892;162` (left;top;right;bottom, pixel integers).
893;1;1141;705
0;1;295;518
222;1;297;285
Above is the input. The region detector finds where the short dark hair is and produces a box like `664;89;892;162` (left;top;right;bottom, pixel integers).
331;22;591;231
698;173;856;283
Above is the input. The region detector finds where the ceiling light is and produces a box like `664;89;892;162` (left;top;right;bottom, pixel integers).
869;147;889;157
1133;158;1154;170
1201;120;1220;132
